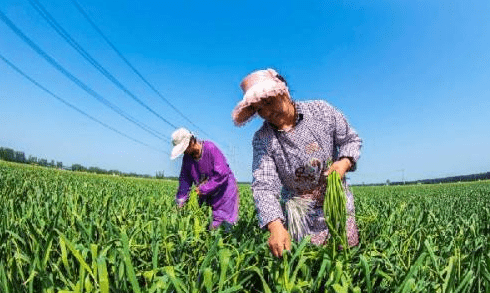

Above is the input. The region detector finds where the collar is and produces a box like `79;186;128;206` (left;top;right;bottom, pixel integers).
295;102;305;124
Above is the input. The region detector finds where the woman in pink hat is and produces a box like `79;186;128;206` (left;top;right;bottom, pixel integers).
232;69;362;257
171;127;239;229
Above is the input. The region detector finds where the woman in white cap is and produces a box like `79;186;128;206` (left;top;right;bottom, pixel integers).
232;69;362;257
171;128;239;229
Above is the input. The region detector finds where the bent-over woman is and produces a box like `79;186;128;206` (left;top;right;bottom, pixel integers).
232;69;362;257
171;128;239;229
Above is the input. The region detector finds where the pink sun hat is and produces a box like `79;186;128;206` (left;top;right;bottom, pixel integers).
232;68;289;126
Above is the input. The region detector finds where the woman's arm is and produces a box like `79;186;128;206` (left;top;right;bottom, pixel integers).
197;142;230;196
252;130;290;257
324;102;362;172
175;160;193;207
251;131;284;228
334;115;361;170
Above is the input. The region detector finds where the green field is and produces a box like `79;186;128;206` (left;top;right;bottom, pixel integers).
1;160;489;292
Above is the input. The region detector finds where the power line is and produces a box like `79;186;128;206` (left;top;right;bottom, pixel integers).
0;53;168;155
0;9;169;143
70;0;212;138
29;0;178;130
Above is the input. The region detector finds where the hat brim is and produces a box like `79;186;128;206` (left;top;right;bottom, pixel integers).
170;136;191;160
232;101;257;126
232;80;289;126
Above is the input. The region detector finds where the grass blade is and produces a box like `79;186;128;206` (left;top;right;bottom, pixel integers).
120;230;141;293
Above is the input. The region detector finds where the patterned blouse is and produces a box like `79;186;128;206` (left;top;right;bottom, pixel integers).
251;100;362;245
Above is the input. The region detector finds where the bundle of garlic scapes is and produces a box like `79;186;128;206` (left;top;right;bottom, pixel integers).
323;171;347;242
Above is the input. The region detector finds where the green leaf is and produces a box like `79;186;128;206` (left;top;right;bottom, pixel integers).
58;232;93;278
203;268;213;293
97;256;109;293
120;230;141;293
218;248;231;291
360;255;372;293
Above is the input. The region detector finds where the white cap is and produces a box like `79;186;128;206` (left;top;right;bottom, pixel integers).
170;128;192;160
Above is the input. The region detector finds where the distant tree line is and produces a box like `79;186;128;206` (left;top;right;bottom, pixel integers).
0;147;63;168
356;172;490;186
0;146;165;179
389;172;490;185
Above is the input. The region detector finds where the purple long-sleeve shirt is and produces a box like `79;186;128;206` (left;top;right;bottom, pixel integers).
175;141;239;225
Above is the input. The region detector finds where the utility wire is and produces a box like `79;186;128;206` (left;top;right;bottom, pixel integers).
0;9;170;143
0;53;168;155
69;0;212;138
29;0;178;130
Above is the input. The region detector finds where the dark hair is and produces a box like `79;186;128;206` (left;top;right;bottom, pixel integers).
275;73;288;86
189;136;197;145
273;69;295;107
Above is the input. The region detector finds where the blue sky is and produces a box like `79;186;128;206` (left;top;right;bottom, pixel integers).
1;0;489;184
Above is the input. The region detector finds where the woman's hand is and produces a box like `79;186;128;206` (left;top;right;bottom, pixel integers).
196;179;208;198
267;219;291;257
326;157;352;178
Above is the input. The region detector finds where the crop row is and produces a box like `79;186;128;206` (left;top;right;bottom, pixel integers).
1;160;489;292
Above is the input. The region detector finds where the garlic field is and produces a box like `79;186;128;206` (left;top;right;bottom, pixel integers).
1;160;489;292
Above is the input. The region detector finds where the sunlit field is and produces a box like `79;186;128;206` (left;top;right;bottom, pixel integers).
1;160;489;292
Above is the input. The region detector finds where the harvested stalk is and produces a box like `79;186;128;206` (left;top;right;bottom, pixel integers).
324;171;347;243
285;197;314;242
